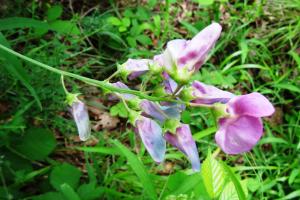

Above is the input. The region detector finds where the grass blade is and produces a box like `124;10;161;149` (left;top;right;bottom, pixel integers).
111;139;157;200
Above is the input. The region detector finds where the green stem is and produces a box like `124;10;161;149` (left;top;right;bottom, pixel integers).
0;44;170;102
60;75;69;95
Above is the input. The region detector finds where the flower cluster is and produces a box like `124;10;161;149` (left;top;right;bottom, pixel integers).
70;22;274;171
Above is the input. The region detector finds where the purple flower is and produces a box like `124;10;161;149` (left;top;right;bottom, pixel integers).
119;59;153;80
110;81;136;100
71;100;91;141
159;23;222;83
165;124;201;171
215;92;275;154
191;81;235;105
135;116;166;163
140;100;181;123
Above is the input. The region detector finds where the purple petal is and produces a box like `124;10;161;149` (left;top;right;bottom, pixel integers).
140;100;182;123
165;124;201;171
140;100;167;123
215;116;263;154
111;81;135;100
162;39;188;71
122;59;152;80
136;117;166;163
191;81;235;104
178;22;222;71
228;92;275;117
163;74;178;94
71;101;91;141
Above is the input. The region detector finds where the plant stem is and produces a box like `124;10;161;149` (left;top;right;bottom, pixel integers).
0;44;169;102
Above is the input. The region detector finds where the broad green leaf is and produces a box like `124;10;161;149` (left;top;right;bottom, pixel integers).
50;163;82;191
47;5;63;21
108;17;121;26
49;20;80;35
110;102;128;118
60;183;81;200
136;35;152;45
194;0;214;5
221;162;246;200
15;128;56;160
201;152;225;199
111;139;157;200
220;182;239;200
0;33;42;109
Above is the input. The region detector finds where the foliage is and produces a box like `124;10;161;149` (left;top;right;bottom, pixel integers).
0;0;299;199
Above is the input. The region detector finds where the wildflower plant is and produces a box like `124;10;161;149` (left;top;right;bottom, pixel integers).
0;21;275;198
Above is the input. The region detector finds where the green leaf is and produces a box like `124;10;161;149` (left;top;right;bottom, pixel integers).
273;83;300;93
110;102;128;118
77;183;103;200
49;20;80;35
121;18;131;27
108;17;121;26
193;127;217;141
47;5;63;21
201;152;225;199
0;17;48;31
180;21;199;35
50;163;82;191
220;182;239;200
31;192;64;200
221;162;246;200
15;128;56;160
136;35;152;45
111;139;157;200
60;183;81;200
194;0;214;5
0;33;42;109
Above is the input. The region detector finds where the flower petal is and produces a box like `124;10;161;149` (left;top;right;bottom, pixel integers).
136;117;166;163
163;72;178;94
178;22;222;71
140;100;182;123
140;100;167;123
215;116;263;154
122;59;152;80
191;81;235;104
228;92;275;117
111;81;136;100
71;101;91;141
165;124;201;171
162;39;188;71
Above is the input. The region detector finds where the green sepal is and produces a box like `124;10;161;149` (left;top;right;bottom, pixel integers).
117;63;130;81
128;110;142;125
163;118;181;134
66;93;80;106
212;103;230;119
179;87;196;102
127;97;142;110
149;63;163;74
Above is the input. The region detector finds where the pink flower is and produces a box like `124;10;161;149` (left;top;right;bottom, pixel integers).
159;23;222;83
119;59;153;80
215;92;275;154
165;124;201;171
191;81;235;105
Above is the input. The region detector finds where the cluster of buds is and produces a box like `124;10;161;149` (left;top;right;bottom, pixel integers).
70;22;274;171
